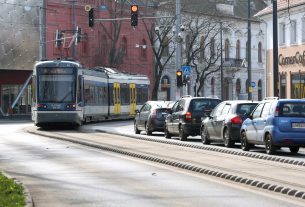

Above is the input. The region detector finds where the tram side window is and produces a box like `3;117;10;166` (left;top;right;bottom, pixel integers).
121;86;130;105
32;76;36;103
109;85;114;105
84;83;90;105
137;86;149;105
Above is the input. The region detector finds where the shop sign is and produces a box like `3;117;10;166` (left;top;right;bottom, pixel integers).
278;51;305;66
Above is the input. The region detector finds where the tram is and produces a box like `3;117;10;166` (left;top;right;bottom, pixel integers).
31;59;150;127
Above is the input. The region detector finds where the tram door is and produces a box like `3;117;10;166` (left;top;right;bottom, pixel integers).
130;83;136;116
114;83;121;114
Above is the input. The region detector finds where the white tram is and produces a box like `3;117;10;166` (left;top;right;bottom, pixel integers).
31;60;150;127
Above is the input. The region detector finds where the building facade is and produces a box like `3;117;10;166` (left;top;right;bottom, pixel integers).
256;0;305;99
157;0;267;101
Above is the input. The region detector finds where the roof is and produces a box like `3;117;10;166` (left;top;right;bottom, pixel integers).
156;0;267;20
255;0;305;17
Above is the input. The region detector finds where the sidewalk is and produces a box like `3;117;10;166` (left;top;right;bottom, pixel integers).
0;115;32;123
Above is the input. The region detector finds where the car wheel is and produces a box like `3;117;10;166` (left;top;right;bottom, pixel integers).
164;125;172;139
179;126;187;141
200;126;210;145
223;128;234;148
265;134;276;155
134;121;140;134
240;131;252;151
289;146;299;154
145;122;152;135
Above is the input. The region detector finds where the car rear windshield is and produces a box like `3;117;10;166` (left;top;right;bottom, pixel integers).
191;99;221;112
236;103;258;115
279;102;305;117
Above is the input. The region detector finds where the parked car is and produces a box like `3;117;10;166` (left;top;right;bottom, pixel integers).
200;100;258;147
164;96;221;141
240;97;305;154
134;101;173;135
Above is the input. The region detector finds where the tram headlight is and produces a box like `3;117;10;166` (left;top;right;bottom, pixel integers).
66;104;76;110
37;104;47;109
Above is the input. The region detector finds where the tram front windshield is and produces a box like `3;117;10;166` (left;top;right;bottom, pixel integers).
37;67;76;103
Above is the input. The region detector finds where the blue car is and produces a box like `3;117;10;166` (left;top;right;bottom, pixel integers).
240;97;305;154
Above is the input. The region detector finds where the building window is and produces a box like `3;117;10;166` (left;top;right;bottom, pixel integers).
224;39;230;59
258;42;262;63
210;37;215;59
140;39;147;60
279;23;285;45
291;72;305;99
161;36;169;57
290;20;297;44
160;76;171;101
246;41;248;60
236;40;240;59
258;79;263;101
200;36;205;63
236;78;241;96
185;34;191;55
211;77;215;95
279;74;286;99
302;18;305;42
121;37;127;58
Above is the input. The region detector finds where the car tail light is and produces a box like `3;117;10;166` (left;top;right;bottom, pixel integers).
185;111;192;122
275;106;279;117
151;109;157;118
230;116;242;124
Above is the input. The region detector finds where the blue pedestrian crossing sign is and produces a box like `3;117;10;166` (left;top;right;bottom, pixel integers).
182;66;192;76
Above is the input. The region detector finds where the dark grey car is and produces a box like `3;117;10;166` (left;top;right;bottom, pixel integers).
200;100;258;147
134;101;172;135
164;96;221;141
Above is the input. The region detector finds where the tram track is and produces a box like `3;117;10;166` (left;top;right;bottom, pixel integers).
26;126;305;202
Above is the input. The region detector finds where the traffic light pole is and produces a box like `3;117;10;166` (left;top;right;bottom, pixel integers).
175;0;183;99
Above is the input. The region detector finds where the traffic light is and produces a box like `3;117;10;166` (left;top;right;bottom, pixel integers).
88;8;94;27
176;69;183;87
76;26;81;44
131;5;138;27
55;29;63;47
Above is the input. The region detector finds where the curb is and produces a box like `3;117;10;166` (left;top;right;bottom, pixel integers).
2;172;34;207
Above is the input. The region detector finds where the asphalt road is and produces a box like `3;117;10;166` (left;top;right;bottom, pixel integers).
0;121;304;207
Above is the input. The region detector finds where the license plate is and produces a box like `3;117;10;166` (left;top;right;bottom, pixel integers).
292;122;305;128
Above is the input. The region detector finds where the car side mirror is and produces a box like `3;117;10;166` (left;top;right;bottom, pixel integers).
135;109;140;114
204;110;211;117
249;114;253;120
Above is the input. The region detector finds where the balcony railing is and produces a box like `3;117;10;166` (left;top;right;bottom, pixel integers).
223;58;244;68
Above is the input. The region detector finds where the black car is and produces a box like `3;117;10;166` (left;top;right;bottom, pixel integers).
164;96;221;141
200;100;258;148
134;101;173;135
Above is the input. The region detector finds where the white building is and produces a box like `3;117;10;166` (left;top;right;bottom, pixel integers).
156;0;267;101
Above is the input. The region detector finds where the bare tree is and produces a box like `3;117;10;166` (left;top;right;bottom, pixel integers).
182;15;231;96
142;15;176;100
99;0;128;67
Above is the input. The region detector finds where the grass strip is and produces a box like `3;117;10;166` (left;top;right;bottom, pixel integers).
0;172;25;207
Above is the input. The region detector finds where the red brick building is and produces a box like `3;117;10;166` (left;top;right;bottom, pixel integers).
0;0;155;116
46;0;154;84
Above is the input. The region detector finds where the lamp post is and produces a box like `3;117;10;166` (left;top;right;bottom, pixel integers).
273;0;279;97
247;0;252;100
175;0;182;98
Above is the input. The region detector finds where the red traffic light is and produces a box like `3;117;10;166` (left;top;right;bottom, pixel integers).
131;5;138;12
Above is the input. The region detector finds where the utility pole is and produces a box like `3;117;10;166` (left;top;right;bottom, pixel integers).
220;22;223;100
247;0;252;100
175;0;182;98
273;0;279;97
71;0;76;59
